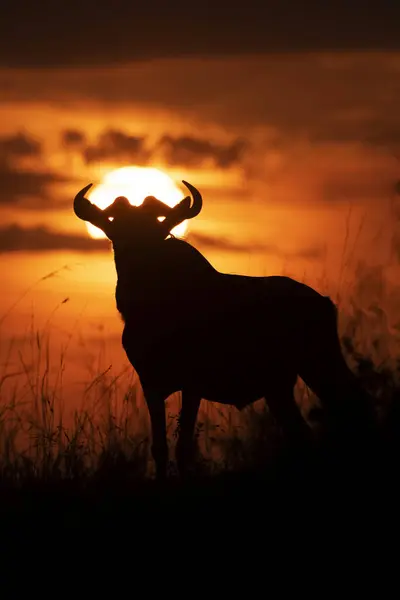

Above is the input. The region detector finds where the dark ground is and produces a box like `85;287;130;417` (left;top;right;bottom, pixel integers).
1;430;397;543
1;352;400;569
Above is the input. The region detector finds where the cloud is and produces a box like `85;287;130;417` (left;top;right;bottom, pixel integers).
157;135;247;169
0;132;41;162
187;232;325;260
83;129;149;164
61;129;86;147
243;138;400;205
3;54;400;152
0;133;70;209
0;162;70;205
79;129;247;169
321;176;395;203
0;224;110;253
4;53;400;168
0;4;399;67
187;232;258;253
0;222;324;258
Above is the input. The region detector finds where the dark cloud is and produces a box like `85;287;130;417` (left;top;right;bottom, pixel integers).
187;232;325;260
322;177;395;203
0;162;71;205
0;222;323;257
364;126;400;151
83;130;149;165
0;132;41;162
310;116;400;149
157;136;247;169
80;129;247;169
0;224;109;253
4;54;400;155
296;245;327;260
0;3;399;67
391;230;400;263
187;232;260;253
61;129;86;147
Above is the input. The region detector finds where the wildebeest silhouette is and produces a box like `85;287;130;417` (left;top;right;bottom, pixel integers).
74;181;373;479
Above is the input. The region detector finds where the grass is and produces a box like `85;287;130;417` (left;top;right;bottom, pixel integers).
2;216;400;543
0;286;398;487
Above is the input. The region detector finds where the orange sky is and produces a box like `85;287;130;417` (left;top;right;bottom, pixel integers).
1;51;400;417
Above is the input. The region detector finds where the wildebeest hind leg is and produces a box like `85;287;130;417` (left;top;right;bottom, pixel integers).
265;375;313;450
298;299;376;442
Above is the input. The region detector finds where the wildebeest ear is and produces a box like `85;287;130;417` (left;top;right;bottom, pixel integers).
162;182;202;234
176;196;191;211
73;184;112;237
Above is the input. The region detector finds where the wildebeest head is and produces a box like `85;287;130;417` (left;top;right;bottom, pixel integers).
73;180;202;251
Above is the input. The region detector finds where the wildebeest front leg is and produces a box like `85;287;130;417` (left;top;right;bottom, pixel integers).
176;391;201;477
145;391;168;480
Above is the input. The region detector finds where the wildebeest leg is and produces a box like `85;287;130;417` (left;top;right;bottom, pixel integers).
298;297;376;441
300;355;375;443
299;357;378;475
266;374;313;450
144;390;168;480
176;391;201;477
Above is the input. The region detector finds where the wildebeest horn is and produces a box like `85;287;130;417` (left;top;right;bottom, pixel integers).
161;181;202;234
73;183;95;220
181;180;202;218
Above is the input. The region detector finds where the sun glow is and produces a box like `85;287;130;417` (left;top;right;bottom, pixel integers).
86;166;189;239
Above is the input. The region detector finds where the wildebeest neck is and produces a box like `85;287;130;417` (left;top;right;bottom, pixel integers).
113;237;220;336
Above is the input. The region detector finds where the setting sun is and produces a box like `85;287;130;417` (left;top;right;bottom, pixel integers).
86;166;189;239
